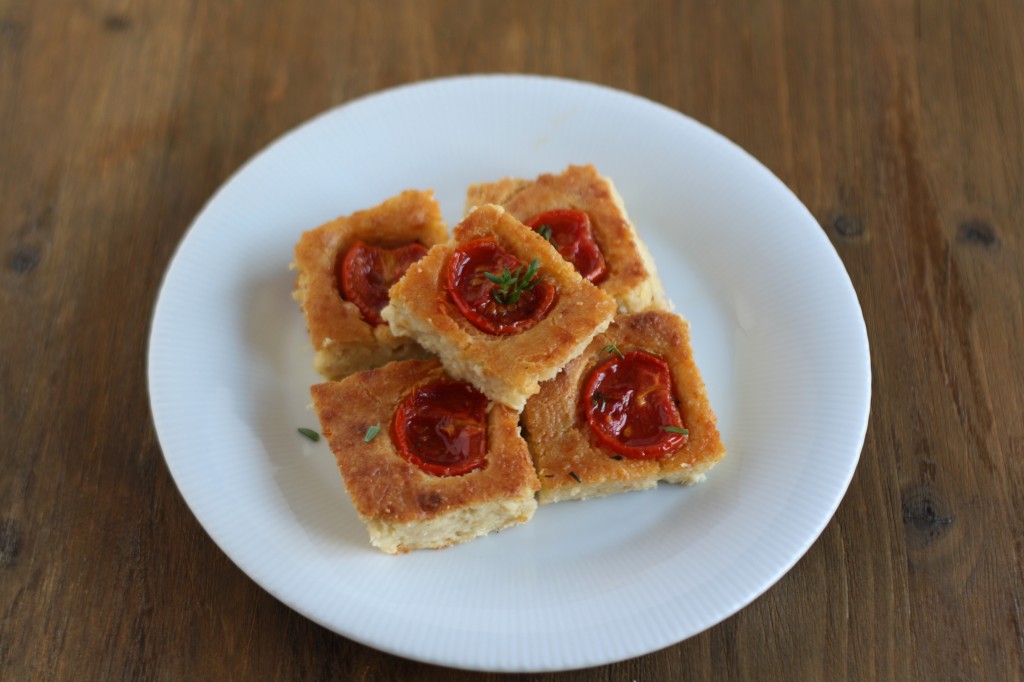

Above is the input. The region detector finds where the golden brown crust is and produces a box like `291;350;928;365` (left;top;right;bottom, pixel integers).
522;311;725;504
464;177;532;212
311;360;540;551
465;165;668;313
293;190;448;380
381;204;617;410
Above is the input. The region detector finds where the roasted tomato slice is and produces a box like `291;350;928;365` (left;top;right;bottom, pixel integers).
392;380;489;477
525;209;607;283
446;237;557;336
337;240;428;325
582;350;688;459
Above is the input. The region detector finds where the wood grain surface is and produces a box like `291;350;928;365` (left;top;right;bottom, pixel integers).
2;0;1023;679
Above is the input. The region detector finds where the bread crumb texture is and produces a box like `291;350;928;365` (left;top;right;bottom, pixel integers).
310;359;540;553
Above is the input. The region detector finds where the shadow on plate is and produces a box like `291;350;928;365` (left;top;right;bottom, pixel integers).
243;268;369;552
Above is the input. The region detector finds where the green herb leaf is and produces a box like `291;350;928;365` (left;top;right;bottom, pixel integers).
364;424;382;442
483;270;506;284
660;425;689;435
602;343;625;359
297;427;320;442
487;258;542;305
537;225;553;242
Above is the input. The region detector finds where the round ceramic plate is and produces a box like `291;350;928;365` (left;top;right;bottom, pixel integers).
148;75;870;672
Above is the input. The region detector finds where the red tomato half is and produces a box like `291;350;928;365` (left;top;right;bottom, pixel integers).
446;237;557;336
338;240;428;325
392;380;489;477
581;350;688;459
525;209;607;283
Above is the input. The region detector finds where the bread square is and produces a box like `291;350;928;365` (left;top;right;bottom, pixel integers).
311;359;540;554
381;204;617;411
522;311;725;504
465;164;669;313
293;190;448;380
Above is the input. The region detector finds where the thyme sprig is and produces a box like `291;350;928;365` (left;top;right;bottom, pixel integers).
364;424;381;442
602;342;625;359
537;224;553;242
484;259;541;305
661;425;689;436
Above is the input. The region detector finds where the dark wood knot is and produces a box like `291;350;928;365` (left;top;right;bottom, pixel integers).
901;486;954;546
957;220;998;248
829;213;865;238
103;14;132;32
0;19;27;48
10;204;53;275
0;518;21;568
10;245;40;274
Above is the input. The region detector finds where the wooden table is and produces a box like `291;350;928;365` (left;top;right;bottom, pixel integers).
3;1;1022;679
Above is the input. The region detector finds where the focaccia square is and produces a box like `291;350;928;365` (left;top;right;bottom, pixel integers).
522;311;725;504
310;359;540;554
381;204;617;411
465;164;669;313
293;190;448;380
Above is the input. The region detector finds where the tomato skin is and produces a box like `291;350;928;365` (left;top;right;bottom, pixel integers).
392;380;489;477
446;238;557;336
581;350;687;459
338;240;428;325
525;209;607;283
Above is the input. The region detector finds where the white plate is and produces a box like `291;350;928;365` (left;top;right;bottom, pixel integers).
148;75;870;672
